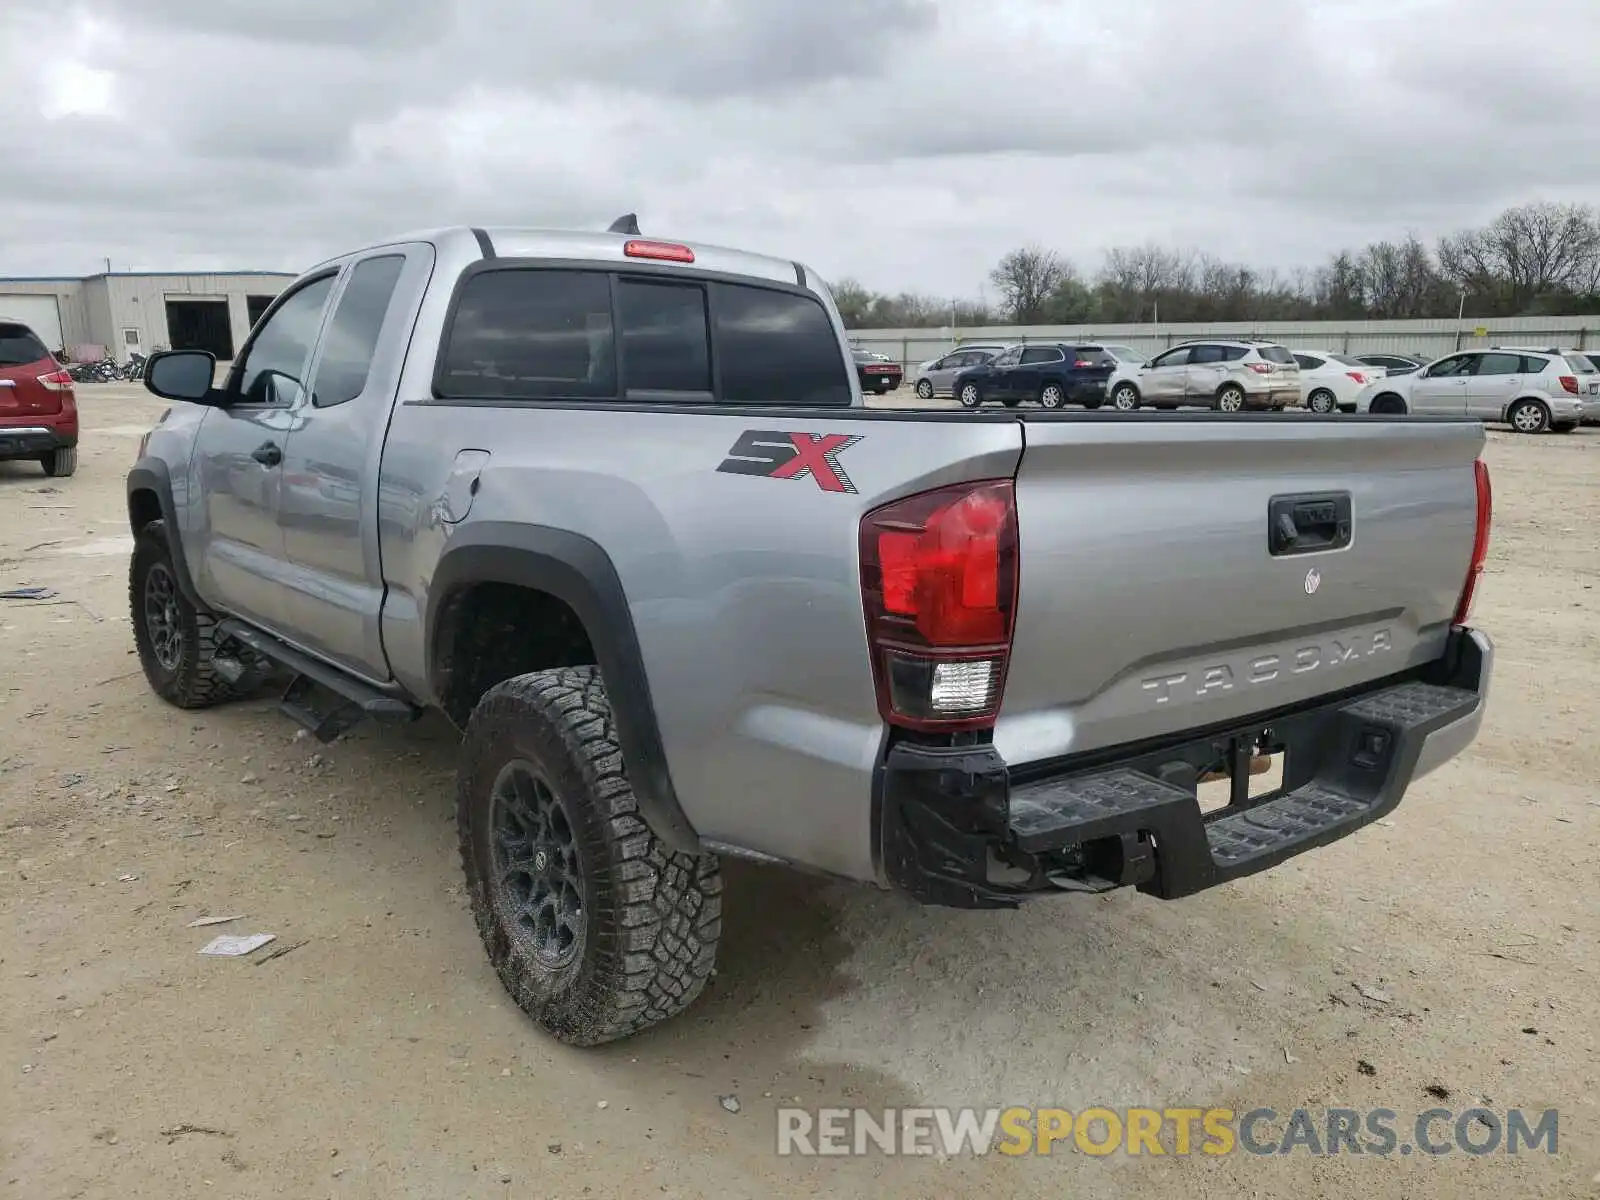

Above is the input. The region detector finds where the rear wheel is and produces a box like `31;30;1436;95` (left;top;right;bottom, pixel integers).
957;381;982;408
1111;383;1140;411
1038;382;1065;409
458;667;722;1046
1216;385;1246;412
1369;393;1407;415
915;379;934;399
40;447;77;477
1307;389;1337;413
1508;399;1550;434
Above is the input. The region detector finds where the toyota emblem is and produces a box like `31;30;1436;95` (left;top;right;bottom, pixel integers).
1304;568;1322;595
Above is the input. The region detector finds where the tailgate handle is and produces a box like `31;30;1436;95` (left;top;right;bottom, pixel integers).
1268;492;1351;556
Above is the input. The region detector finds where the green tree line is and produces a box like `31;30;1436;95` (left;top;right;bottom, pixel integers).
830;200;1600;328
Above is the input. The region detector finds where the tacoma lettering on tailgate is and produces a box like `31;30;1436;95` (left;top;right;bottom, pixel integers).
1140;630;1394;706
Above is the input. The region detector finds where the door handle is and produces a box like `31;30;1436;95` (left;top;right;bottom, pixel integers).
251;441;282;467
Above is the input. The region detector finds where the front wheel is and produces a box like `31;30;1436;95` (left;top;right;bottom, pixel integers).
1307;389;1337;414
1111;383;1140;411
1508;399;1550;434
129;521;240;709
1216;385;1246;412
458;667;722;1046
957;381;982;408
1369;393;1407;415
915;379;934;399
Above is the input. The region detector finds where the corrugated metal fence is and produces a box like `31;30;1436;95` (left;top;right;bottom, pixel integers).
849;315;1600;369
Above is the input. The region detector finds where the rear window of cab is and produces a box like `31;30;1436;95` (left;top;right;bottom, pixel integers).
435;267;853;407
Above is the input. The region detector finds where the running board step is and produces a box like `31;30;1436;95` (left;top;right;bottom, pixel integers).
216;619;419;743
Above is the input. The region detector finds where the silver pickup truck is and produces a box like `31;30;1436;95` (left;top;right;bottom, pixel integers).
127;220;1494;1046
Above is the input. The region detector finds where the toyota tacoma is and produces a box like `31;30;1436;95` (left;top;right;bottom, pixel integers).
126;220;1494;1045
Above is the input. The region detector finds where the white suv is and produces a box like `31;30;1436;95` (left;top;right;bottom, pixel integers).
1106;340;1300;411
1357;348;1588;433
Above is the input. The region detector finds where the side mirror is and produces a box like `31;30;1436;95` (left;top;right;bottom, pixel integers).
145;349;222;404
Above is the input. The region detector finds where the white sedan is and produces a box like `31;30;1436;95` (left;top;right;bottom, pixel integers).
1290;350;1387;413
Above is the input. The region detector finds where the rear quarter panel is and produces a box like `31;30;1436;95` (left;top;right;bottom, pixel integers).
379;402;1022;882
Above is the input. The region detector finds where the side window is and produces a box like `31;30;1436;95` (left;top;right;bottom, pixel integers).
1427;355;1474;378
309;255;405;408
1220;345;1249;362
436;269;616;400
992;346;1023;367
1188;344;1226;365
1019;346;1063;365
1476;352;1522;376
618;278;711;397
1294;354;1323;370
713;283;851;406
1150;347;1191;368
236;275;336;406
1522;355;1554;374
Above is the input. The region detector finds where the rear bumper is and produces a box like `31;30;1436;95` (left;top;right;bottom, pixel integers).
878;627;1491;909
0;425;76;459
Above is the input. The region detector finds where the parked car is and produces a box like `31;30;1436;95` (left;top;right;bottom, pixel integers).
1356;349;1586;432
1291;350;1387;414
1106;340;1300;412
952;342;1116;409
0;319;79;477
1492;347;1600;423
1353;352;1429;377
129;222;1492;1048
852;348;902;394
911;344;1008;399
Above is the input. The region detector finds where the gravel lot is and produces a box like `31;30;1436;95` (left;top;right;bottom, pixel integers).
2;386;1596;1199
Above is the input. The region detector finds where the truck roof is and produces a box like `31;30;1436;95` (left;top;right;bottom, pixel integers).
311;225;809;290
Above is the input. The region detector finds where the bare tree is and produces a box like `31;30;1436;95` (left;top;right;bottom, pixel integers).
1438;201;1600;313
989;246;1067;324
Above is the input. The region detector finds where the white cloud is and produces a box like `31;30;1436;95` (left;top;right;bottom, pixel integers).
2;0;1597;294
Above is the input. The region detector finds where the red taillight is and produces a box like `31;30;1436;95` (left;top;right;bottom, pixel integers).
623;239;695;263
1347;371;1367;384
1245;362;1273;374
1453;459;1492;626
860;480;1019;730
38;370;74;392
1559;375;1579;395
1074;359;1094;368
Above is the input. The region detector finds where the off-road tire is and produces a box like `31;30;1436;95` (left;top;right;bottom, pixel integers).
129;520;240;709
40;447;77;477
458;667;722;1046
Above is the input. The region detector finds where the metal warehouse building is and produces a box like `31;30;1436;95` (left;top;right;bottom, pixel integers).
0;271;296;363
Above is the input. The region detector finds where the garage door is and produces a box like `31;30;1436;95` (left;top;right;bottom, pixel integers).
0;294;64;353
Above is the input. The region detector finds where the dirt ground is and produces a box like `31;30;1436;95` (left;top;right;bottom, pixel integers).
2;386;1596;1199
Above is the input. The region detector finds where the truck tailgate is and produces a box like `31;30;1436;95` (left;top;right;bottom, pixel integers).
995;416;1485;766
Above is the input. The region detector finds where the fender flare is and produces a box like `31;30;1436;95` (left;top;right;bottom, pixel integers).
425;522;700;855
126;458;205;608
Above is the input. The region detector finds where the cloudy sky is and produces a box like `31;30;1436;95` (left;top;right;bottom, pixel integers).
4;0;1596;296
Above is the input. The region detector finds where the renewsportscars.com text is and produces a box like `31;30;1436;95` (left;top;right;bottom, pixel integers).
776;1106;1559;1158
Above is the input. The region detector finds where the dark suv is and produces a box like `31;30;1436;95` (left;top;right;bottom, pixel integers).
0;320;78;477
951;342;1115;409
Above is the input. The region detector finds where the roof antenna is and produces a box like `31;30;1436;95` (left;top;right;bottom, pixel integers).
607;213;641;235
